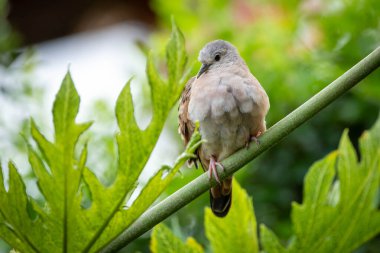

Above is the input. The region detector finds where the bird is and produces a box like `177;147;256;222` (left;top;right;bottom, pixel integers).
178;40;270;217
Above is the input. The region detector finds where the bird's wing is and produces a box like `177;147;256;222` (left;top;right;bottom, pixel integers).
178;76;196;145
178;76;201;168
245;75;270;136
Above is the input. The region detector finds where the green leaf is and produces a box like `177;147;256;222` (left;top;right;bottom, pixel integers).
166;17;187;86
150;224;204;253
91;125;202;251
0;20;194;252
53;72;83;144
260;225;286;253
146;17;193;124
205;179;259;253
263;116;380;253
0;162;49;253
89;19;191;251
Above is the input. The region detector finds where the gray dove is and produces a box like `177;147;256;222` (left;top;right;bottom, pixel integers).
178;40;270;217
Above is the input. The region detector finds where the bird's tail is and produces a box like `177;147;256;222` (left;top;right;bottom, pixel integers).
210;176;232;217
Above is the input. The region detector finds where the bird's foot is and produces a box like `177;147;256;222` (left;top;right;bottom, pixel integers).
208;156;224;185
245;131;262;149
250;135;260;145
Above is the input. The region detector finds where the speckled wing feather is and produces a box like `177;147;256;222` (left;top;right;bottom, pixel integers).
178;77;199;167
178;77;195;144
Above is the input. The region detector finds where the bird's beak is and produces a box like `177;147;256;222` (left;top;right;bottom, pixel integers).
197;63;211;78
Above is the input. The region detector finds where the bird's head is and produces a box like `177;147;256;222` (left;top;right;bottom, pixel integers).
197;40;239;78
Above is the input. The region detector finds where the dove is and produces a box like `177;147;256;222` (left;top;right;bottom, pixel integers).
178;40;270;217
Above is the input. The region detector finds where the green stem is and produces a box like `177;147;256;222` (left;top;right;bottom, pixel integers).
100;46;380;253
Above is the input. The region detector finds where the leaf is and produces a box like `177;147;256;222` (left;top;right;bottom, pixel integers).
89;19;192;251
0;162;49;253
147;17;192;123
290;153;337;250
0;20;194;252
122;125;202;221
91;125;202;251
148;175;259;253
0;74;83;252
150;224;204;253
166;17;188;86
262;116;380;253
260;225;286;253
205;179;259;253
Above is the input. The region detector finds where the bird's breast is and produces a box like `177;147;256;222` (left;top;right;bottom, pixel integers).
188;72;262;122
188;72;266;160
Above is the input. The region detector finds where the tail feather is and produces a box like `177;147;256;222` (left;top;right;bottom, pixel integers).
210;176;232;217
199;156;233;217
210;190;232;217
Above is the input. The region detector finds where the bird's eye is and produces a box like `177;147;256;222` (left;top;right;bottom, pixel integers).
214;54;221;61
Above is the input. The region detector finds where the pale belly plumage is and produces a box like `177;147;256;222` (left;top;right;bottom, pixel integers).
188;67;268;161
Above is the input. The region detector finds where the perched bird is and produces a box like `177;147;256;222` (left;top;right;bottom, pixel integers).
178;40;270;217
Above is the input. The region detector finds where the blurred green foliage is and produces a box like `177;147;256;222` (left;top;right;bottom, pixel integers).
144;0;380;252
0;0;20;66
0;0;42;168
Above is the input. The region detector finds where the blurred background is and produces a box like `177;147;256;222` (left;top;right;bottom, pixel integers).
0;0;379;252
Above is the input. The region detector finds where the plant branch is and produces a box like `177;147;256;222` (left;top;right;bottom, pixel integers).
100;46;380;253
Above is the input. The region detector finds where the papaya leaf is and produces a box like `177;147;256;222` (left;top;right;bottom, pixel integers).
261;116;380;253
205;178;259;253
150;224;204;253
0;20;195;252
91;124;202;251
260;224;286;253
89;18;192;251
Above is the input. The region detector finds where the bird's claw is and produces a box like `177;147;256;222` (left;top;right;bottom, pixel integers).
250;136;260;145
246;131;262;149
208;156;224;185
